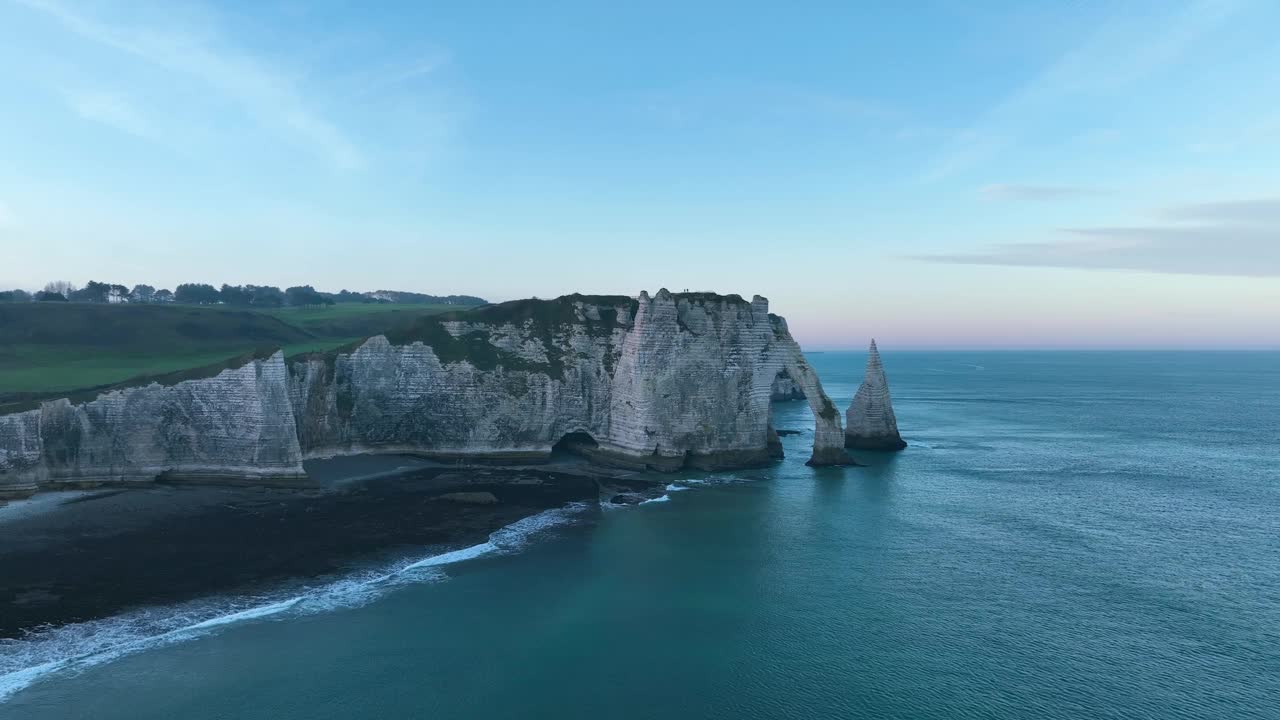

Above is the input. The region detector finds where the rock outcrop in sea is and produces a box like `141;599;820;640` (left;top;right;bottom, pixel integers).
844;339;907;451
0;291;851;499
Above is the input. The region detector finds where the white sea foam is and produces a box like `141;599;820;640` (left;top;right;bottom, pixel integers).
401;542;497;571
679;474;754;487
641;494;670;504
0;502;589;703
183;597;303;632
0;491;99;525
665;483;690;492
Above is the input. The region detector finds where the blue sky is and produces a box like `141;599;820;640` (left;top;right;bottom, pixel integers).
1;0;1277;348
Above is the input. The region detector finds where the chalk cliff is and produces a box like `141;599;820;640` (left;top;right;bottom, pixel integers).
0;409;43;499
844;340;907;451
0;352;305;497
1;291;850;499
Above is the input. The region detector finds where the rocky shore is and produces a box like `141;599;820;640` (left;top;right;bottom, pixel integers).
0;458;661;639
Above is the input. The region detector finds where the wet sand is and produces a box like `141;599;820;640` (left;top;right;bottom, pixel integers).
0;457;658;638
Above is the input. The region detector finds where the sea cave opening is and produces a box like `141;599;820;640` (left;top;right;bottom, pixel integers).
551;431;599;461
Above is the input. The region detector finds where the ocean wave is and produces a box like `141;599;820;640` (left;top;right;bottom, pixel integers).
641;494;670;504
665;483;690;492
0;502;589;703
182;597;304;632
0;491;99;525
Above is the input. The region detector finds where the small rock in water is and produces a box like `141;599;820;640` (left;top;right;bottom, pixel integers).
434;491;500;505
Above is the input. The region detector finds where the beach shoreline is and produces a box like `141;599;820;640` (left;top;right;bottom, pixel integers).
0;456;659;639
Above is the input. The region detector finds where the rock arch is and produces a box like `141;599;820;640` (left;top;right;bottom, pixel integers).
766;314;851;466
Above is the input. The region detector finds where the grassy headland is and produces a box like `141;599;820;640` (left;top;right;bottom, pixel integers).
0;302;460;401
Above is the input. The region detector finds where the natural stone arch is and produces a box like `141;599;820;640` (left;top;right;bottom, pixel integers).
766;315;851;466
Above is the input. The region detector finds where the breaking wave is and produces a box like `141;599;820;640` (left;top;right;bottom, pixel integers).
0;502;590;703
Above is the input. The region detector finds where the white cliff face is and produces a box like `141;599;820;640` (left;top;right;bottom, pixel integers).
292;291;850;470
0;292;850;498
289;333;618;462
288;297;632;462
604;291;780;468
845;340;907;451
602;291;839;468
0;352;305;497
0;410;44;498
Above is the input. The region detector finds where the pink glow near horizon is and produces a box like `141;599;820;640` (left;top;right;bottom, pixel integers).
782;301;1280;351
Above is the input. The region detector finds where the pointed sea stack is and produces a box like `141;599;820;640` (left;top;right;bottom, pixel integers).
844;340;907;451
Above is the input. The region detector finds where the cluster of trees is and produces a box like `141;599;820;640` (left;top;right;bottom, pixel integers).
174;284;333;307
1;281;488;307
1;281;175;304
0;281;333;307
332;289;387;304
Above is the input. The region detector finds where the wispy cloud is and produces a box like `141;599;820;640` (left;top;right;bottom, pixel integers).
914;196;1280;277
924;1;1250;180
349;55;450;100
980;183;1105;201
61;89;153;139
17;0;364;169
1162;197;1280;224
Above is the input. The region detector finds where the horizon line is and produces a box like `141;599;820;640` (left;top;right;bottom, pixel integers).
803;346;1280;352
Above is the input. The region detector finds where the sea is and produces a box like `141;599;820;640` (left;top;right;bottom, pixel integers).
2;351;1277;719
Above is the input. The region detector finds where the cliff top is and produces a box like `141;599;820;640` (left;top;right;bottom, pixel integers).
425;293;638;326
291;290;767;379
0;291;773;414
386;290;756;345
426;290;752;323
0;348;281;415
670;291;752;304
0;301;459;410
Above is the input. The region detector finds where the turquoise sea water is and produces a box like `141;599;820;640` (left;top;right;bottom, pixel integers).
3;351;1278;719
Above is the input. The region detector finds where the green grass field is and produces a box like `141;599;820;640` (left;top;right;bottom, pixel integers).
262;303;458;322
261;303;458;340
0;302;462;399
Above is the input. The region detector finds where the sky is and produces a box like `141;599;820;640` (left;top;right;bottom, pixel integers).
1;0;1277;349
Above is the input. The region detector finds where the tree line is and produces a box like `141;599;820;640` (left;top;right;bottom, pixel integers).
0;281;486;307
